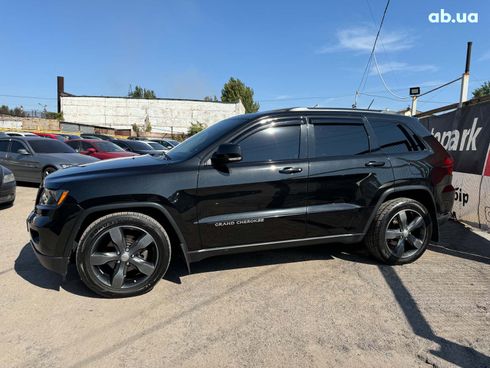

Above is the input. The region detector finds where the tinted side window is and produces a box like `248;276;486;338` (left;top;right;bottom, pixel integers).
0;141;9;152
81;142;94;151
370;120;419;153
310;123;369;158
238;125;301;163
66;141;80;152
10;141;27;153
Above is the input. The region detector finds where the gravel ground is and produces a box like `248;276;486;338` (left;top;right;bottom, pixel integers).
0;185;489;368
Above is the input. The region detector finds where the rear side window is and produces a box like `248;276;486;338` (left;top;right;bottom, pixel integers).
310;123;369;158
238;125;301;163
370;120;422;153
0;141;9;152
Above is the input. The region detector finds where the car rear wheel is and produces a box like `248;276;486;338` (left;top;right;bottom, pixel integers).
76;212;171;298
365;198;432;264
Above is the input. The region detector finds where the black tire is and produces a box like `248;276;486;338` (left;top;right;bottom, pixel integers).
42;166;56;179
76;212;171;298
365;197;432;265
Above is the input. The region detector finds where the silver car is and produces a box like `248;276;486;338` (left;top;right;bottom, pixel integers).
0;137;99;183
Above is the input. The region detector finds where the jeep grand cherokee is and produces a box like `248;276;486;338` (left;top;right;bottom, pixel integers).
27;108;454;297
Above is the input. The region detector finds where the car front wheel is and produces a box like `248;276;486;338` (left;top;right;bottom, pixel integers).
365;197;432;264
76;212;171;298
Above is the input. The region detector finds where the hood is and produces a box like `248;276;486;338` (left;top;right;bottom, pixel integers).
44;154;172;188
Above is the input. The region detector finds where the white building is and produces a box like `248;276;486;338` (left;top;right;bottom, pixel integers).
60;95;245;134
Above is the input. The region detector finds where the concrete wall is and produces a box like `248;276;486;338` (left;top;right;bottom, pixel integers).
61;96;245;134
0;115;60;131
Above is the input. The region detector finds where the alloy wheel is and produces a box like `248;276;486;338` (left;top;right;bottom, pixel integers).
89;225;159;289
385;209;427;259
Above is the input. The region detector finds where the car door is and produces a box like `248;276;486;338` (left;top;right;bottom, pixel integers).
0;140;10;167
6;140;39;181
196;118;308;249
306;116;395;237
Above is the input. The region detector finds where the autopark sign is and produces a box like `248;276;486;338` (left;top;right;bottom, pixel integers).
420;101;490;230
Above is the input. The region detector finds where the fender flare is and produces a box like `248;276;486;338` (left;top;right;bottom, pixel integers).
66;202;191;273
363;185;439;241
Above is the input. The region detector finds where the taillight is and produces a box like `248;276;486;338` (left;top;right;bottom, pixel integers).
442;155;454;175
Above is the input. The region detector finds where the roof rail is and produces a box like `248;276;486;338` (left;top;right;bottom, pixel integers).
288;107;384;113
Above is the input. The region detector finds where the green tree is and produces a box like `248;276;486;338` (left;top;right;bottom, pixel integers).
204;95;218;102
132;123;141;136
129;85;156;99
187;122;207;136
221;77;259;113
472;81;490;98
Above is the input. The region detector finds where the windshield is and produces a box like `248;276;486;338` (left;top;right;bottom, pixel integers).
94;141;125;152
29;139;75;153
146;142;165;150
127;141;153;150
167;116;249;160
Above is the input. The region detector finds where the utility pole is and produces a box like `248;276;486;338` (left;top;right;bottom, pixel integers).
409;87;420;116
459;41;472;108
57;76;64;113
410;96;418;116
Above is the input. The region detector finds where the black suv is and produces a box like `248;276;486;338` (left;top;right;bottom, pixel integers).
27;108;454;297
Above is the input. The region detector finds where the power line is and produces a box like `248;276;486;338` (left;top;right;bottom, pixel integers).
372;53;409;100
354;0;391;107
0;94;56;100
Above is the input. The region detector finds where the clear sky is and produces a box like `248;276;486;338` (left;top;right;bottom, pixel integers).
0;0;489;113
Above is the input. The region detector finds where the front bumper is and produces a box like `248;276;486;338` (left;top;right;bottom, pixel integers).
27;204;81;276
0;181;16;204
30;240;70;275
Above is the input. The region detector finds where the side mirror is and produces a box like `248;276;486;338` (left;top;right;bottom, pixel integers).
212;143;242;164
87;148;96;154
17;149;30;155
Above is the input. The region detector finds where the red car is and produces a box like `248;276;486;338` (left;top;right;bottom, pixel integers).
34;132;66;141
65;139;138;160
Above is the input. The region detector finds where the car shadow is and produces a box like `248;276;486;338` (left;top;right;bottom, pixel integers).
428;220;490;265
14;241;370;298
0;202;14;210
15;181;39;188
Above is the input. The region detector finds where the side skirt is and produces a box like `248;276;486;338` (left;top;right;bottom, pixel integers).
187;233;365;263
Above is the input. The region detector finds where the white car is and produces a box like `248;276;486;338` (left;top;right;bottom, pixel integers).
5;132;37;137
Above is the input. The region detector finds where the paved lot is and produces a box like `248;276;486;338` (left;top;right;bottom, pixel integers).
0;185;489;368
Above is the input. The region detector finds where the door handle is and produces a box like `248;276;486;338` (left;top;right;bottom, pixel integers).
279;167;303;174
365;161;386;167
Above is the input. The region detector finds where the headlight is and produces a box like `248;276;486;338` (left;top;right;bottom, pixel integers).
59;164;74;169
3;173;15;184
38;189;69;206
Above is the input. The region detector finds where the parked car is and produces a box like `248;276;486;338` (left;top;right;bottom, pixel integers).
81;133;113;140
5;132;37;137
111;139;166;156
27;107;455;297
34;132;66;141
0;137;99;183
149;138;180;150
59;134;82;140
66;139;138;160
140;140;169;151
0;165;16;206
